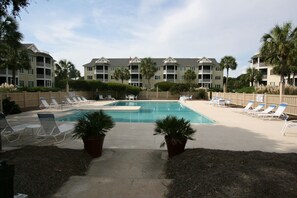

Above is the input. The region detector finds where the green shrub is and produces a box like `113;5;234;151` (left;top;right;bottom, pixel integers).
154;82;175;91
169;83;190;95
193;88;208;100
2;97;21;115
18;87;61;92
236;87;255;93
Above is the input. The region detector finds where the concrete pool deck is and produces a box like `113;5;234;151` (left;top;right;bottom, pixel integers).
3;100;297;152
3;100;297;197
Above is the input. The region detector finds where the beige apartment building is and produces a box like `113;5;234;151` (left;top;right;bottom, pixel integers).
83;57;224;89
250;53;297;86
0;43;55;87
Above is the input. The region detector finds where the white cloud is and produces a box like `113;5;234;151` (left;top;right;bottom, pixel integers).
19;0;297;77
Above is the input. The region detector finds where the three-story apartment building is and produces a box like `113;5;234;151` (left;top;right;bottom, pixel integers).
0;43;55;87
84;56;223;89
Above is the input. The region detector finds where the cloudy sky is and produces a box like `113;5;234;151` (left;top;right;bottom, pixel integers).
18;0;297;77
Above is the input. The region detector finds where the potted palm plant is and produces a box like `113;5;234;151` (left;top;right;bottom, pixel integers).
154;116;196;158
72;111;115;158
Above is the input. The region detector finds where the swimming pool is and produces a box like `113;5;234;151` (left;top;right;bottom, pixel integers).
57;101;214;124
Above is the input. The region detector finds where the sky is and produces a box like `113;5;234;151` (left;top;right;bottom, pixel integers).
17;0;297;77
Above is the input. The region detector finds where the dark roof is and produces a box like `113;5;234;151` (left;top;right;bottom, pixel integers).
83;57;219;67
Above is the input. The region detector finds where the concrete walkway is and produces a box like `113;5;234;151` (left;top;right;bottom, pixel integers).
53;149;171;198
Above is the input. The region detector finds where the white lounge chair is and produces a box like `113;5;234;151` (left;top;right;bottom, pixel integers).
240;100;254;112
281;114;297;136
37;113;75;143
39;97;58;109
257;103;288;120
245;103;265;114
81;96;91;103
106;95;115;100
0;112;30;142
98;95;104;100
65;97;77;105
249;104;276;116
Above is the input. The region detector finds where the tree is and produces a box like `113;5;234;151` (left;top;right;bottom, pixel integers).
55;59;79;91
0;0;30;17
220;56;237;92
245;67;262;87
183;70;196;84
260;22;297;94
114;67;130;84
0;16;30;85
140;57;157;89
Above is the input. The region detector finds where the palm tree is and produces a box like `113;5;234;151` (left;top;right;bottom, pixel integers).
114;67;130;84
0;16;30;85
184;70;196;84
245;67;262;87
55;59;76;92
220;56;237;92
140;57;157;89
260;22;297;94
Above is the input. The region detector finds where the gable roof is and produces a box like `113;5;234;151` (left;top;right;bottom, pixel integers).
83;57;218;67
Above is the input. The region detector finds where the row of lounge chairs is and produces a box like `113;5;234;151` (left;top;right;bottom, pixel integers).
97;94;115;100
239;101;297;135
209;97;231;106
209;98;297;135
179;95;192;101
0;112;74;143
39;96;91;109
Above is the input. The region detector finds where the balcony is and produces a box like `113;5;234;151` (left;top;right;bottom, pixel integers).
129;79;140;83
198;79;211;83
36;62;44;66
37;74;45;78
163;69;175;74
45;75;51;79
95;70;106;74
198;69;212;74
262;75;267;80
130;69;139;74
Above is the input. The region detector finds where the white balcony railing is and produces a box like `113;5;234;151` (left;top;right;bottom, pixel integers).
129;79;140;83
198;70;212;74
37;74;44;78
198;79;211;83
163;69;175;74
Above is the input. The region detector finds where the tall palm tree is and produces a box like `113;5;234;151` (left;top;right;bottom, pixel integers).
55;59;75;92
220;56;237;92
245;67;262;87
260;22;297;94
140;57;157;89
0;16;30;85
114;67;130;84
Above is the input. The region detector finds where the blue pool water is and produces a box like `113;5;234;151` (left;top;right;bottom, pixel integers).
57;101;214;124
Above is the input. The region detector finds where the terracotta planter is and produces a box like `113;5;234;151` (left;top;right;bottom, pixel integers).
165;136;187;158
82;136;105;158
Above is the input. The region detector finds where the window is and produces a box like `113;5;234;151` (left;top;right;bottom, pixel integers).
87;76;93;80
19;68;24;73
215;76;221;80
28;81;34;87
155;75;160;80
87;67;93;71
191;67;195;71
270;82;275;86
214;85;220;88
